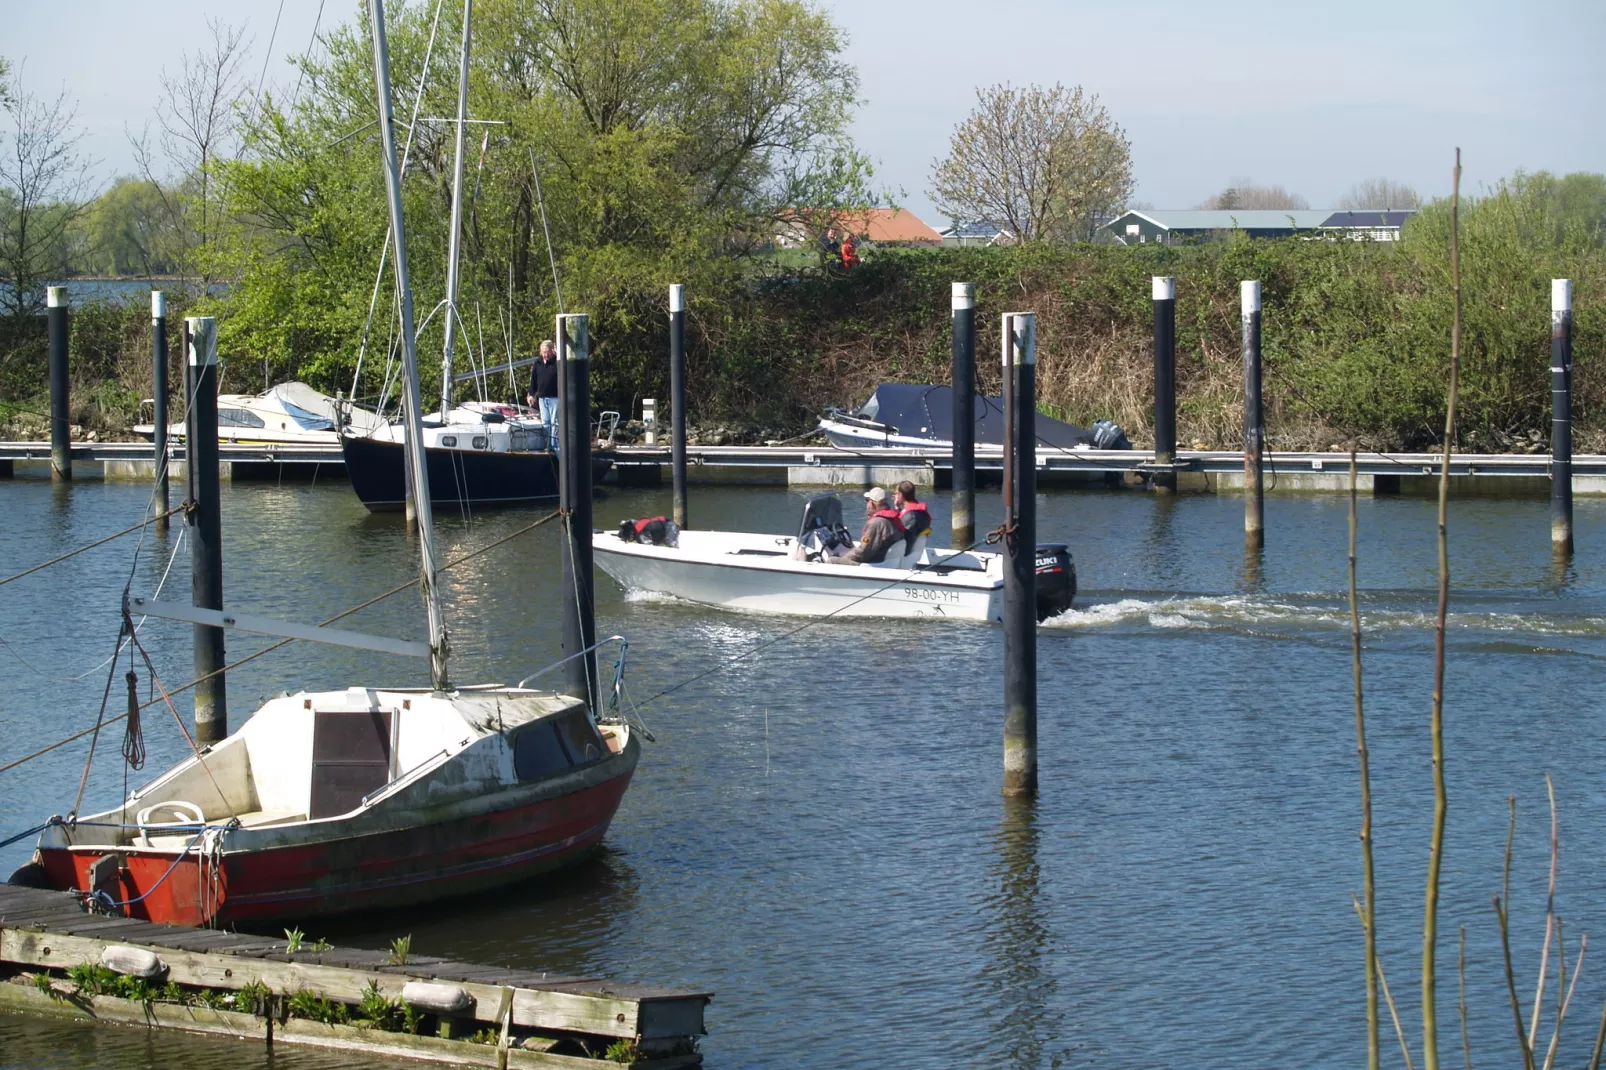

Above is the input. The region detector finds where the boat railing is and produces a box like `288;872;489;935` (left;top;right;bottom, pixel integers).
516;634;628;712
362;748;451;808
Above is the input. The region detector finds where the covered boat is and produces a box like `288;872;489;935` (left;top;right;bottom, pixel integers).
135;382;388;446
595;495;1075;623
818;383;1130;451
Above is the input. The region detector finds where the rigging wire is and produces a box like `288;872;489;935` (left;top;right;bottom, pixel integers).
527;147;564;315
251;0;289;128
289;0;328;109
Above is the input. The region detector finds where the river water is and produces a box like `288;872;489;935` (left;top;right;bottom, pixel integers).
3;475;1606;1068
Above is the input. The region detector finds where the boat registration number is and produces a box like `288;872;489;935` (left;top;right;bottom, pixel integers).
903;587;959;604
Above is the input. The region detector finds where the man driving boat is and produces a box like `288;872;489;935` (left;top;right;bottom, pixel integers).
832;486;905;565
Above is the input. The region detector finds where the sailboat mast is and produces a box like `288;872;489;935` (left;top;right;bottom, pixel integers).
439;0;472;417
368;0;450;690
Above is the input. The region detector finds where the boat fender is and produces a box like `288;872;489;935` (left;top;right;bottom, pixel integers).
402;981;474;1015
101;945;167;980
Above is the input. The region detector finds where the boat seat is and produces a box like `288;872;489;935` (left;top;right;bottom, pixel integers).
235;808;306;828
899;534;929;569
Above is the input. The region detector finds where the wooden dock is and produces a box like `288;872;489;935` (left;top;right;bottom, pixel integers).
0;883;709;1068
4;439;1606;494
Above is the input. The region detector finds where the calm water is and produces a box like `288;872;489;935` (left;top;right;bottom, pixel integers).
4;474;1606;1068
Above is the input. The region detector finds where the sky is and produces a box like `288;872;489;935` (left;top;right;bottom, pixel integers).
7;0;1605;226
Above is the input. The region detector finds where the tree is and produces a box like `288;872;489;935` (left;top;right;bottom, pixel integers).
1338;177;1420;210
929;82;1133;243
131;18;251;286
0;74;95;317
1197;178;1307;210
77;176;187;277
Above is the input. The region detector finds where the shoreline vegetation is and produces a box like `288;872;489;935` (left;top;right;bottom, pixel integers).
2;215;1600;452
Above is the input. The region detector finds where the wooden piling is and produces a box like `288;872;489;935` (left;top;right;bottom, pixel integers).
153;291;170;532
558;313;598;706
186;316;227;744
47;286;70;483
1152;277;1177;494
951;283;976;548
1552;278;1574;555
1002;312;1037;798
1242;280;1264;549
670;283;688;529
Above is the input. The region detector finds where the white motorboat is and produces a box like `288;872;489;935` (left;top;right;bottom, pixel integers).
136;382;388;446
594;495;1076;623
818;383;1130;452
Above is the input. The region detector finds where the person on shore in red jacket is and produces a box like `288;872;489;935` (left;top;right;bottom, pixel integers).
840;233;860;272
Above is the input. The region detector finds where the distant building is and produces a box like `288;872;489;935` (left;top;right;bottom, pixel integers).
774;207;944;249
1317;210;1416;241
1100;209;1332;244
1100;208;1418;245
939;221;1017;247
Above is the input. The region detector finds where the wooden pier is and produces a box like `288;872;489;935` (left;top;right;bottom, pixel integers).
0;883;708;1068
3;439;1606;495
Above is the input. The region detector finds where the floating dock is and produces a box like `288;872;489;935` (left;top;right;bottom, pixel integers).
2;439;1604;495
0;883;709;1068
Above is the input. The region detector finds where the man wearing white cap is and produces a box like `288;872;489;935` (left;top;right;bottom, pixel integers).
831;486;906;565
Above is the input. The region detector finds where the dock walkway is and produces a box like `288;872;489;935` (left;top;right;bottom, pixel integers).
0;883;708;1068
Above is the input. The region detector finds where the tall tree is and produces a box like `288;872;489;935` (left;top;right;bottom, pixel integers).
1338;178;1420;210
929;82;1133;243
0;73;95;317
132;18;251;288
1197;179;1308;211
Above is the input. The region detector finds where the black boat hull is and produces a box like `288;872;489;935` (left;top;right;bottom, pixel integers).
340;435;612;512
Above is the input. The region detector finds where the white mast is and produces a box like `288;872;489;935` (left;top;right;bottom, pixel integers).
367;0;449;689
439;0;472;417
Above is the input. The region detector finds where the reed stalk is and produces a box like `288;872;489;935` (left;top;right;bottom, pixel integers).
1350;447;1380;1070
1459;927;1472;1070
1529;774;1559;1050
1423;147;1462;1070
1497;797;1537;1070
1357;894;1414;1070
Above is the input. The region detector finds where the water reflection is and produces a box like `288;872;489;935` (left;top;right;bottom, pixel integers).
982;796;1061;1068
1239;546;1265;592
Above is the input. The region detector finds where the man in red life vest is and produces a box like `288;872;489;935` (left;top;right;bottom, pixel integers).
833;486;904;564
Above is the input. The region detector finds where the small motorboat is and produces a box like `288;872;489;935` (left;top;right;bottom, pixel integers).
819;383;1130;452
135;382;388;446
595;494;1076;623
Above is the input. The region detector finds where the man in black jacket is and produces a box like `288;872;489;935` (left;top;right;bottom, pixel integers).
525;339;559;450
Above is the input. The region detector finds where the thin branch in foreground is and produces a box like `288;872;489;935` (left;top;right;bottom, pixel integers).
1587;995;1606;1070
1530;773;1560;1050
1356;893;1414;1070
1496;793;1537;1070
1542;928;1584;1070
1459;927;1472;1070
1351;445;1381;1070
1423;145;1462;1070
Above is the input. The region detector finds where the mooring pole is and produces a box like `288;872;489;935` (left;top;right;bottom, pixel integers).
558;313;598;707
186;316;227;743
1242;280;1264;549
1552;278;1574;555
48;286;71;482
152;291;171;532
952;282;977;548
1002;312;1038;798
669;283;688;529
1152;276;1177;494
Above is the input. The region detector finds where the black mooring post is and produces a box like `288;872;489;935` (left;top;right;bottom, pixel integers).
1242;280;1264;550
1002;311;1038;798
1152;276;1177;494
47;286;71;482
186;316;227;744
670;283;688;529
558;313;598;707
952;282;977;548
1552;278;1574;555
152;291;170;532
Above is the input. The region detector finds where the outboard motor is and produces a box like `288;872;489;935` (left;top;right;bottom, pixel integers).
798;494;854;561
1090;418;1131;451
1034;543;1076;621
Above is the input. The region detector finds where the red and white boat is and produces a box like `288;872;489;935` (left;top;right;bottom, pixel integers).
8;2;638;928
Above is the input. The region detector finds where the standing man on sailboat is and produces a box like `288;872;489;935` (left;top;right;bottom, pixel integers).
526;339;559;451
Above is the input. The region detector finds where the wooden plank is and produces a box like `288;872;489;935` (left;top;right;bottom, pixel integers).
1;928;656;1039
0;982;702;1069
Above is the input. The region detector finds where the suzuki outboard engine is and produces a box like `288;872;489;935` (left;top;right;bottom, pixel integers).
1090;418;1131;451
1034;543;1077;621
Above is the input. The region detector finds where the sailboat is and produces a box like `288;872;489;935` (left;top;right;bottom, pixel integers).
7;0;639;926
339;1;611;512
